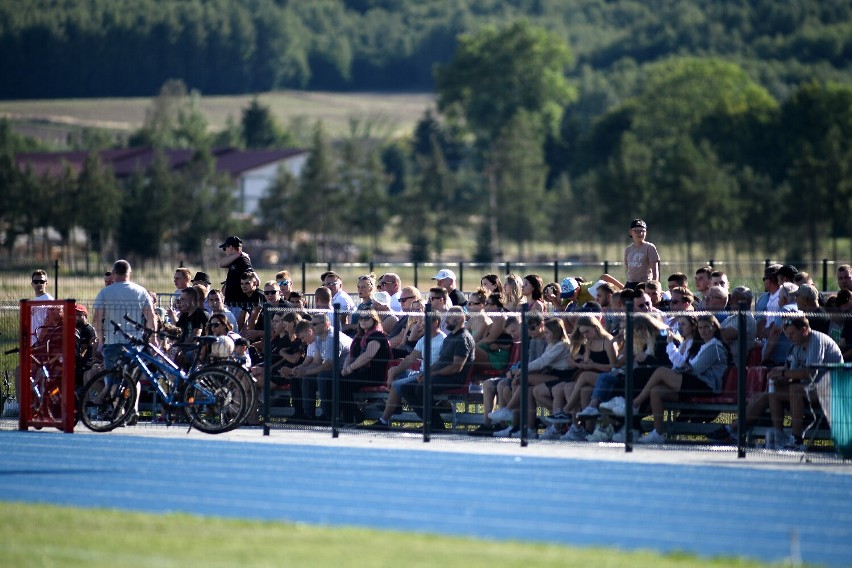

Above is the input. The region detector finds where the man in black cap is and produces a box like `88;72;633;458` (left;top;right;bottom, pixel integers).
191;271;213;311
218;236;252;309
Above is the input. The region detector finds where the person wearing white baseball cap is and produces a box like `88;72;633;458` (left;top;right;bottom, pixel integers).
432;268;466;307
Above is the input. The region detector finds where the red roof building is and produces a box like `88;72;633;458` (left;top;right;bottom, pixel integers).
15;147;308;215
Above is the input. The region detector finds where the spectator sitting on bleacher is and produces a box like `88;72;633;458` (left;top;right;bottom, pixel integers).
377;305;445;428
633;314;730;444
762;282;799;366
340;309;391;424
756;264;783;344
387;287;424;358
489;317;573;439
521;274;547;312
707;285;757;365
369;291;398;332
206;288;237;330
474;292;513;372
399;307;475;431
432;269;466;308
566;314;671;441
377;273;403;311
768;314;843;450
465;288;494;343
344;273;375;336
825;290;852;361
693;266;713;310
480;274;504;296
291;312;352;423
322;271;356;325
540;315;618;441
428;287;452;334
715;313;844;449
175;286;209;343
503;274;524;311
470;313;545;436
794;284;830;334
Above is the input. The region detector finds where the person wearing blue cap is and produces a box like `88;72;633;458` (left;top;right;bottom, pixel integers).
624;219;660;289
550;274;622;312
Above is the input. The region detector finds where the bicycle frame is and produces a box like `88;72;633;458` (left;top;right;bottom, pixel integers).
119;342;219;409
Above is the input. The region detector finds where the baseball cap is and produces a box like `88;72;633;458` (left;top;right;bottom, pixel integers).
370;291;391;306
74;303;88;316
191;271;212;285
432;269;456;281
560;277;579;299
630;219;647;230
219;236;242;249
588;279;607;297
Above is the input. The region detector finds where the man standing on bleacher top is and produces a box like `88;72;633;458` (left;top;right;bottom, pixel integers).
218;235;252;308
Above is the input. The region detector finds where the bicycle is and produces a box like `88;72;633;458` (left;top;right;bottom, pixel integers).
79;316;248;434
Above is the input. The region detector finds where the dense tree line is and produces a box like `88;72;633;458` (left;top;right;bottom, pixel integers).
1;0;851;102
3;3;852;263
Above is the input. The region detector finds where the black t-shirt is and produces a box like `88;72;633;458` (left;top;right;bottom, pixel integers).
224;252;252;305
449;288;467;307
176;308;209;342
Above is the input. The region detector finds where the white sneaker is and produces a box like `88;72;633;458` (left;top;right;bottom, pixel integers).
586;423;615;442
576;405;600;418
599;396;626;417
637;429;666;444
510;427;538;439
540;424;561;440
487;407;514;423
612;426;640;443
560;423;588;441
494;425;517;437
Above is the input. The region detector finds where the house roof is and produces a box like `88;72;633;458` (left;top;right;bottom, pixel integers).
15;147;307;179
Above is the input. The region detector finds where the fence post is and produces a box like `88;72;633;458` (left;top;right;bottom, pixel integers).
301;263;306;298
332;303;341;438
553;260;559;284
458;262;464;293
603;261;609;275
505;261;511;276
736;302;747;458
624;300;634;452
822;258;829;292
423;302;432;443
262;304;272;436
519;304;529;447
53;259;60;299
414;262;418;289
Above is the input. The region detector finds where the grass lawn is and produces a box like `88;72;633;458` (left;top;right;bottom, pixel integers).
0;90;435;140
0;501;772;568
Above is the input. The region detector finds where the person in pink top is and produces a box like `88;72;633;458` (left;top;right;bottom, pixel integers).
623;219;660;289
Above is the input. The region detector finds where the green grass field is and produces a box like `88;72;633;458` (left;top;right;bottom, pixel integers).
0;90;435;140
0;501;774;568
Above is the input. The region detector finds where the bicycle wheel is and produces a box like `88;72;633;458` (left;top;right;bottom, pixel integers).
181;368;246;434
204;361;257;424
79;368;137;432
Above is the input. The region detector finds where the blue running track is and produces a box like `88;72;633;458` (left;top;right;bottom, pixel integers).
2;431;851;567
